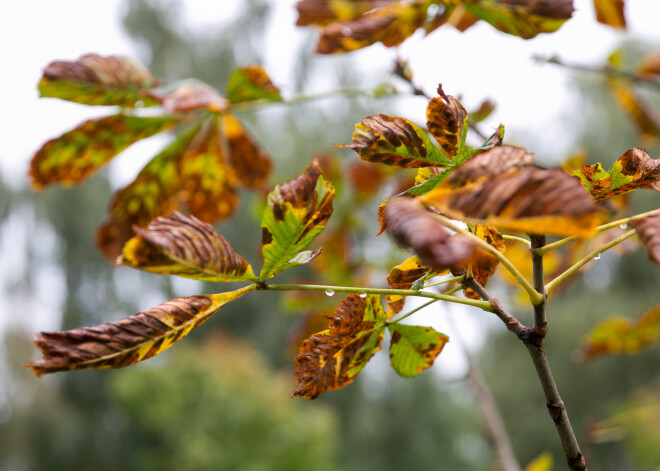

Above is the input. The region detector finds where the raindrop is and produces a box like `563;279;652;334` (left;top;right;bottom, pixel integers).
593;253;601;260
325;289;335;297
619;223;628;229
358;292;367;298
135;100;144;108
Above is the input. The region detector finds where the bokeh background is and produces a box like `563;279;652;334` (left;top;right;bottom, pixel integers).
2;1;660;469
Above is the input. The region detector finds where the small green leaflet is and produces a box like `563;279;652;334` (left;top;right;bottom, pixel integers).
388;323;449;377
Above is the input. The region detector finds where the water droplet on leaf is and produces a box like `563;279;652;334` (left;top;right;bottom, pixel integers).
325;289;335;297
619;223;628;229
358;292;367;298
593;253;601;260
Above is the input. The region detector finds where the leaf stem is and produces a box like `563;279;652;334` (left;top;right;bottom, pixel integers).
535;208;660;255
261;283;494;312
502;234;531;247
423;274;465;288
545;229;636;297
433;215;544;305
391;299;438;324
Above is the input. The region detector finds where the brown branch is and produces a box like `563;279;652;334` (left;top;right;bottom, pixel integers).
463;278;587;470
530;235;548;338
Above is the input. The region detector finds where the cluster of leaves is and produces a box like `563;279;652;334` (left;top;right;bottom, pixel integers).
295;0;576;53
31;53;282;259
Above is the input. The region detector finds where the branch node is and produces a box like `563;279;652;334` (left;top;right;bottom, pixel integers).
546;400;565;421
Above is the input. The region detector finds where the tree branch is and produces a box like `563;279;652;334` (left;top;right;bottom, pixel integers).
530;235;547;337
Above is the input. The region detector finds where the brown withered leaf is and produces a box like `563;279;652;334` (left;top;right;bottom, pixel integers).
24;286;253;376
633;212;660;266
445;145;535;188
385;256;443;316
384;198;476;272
573;147;660;201
158;81;228;114
459;225;506;300
315;2;427;54
222;114;272;189
295;0;395;26
421;167;602;237
30;114;176;189
593;0;626;29
447;4;480;31
576;304;660;362
426;85;468;159
293;294;386;399
119;211;255;281
39;53;160;107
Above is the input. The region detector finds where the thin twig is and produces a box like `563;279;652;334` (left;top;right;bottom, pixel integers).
530;235;548;337
503;234;531;247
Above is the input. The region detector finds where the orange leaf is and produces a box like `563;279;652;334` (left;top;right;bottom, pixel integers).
426;85;468;159
386;256;435;316
459;225;506;300
593;0;626;29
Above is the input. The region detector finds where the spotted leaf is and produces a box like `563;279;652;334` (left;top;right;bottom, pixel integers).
38;53;160;107
222;114;272;189
386;256;438;316
459;225;506;299
30;114;177;189
421;167;602;237
388;323;448;378
24;286;254;376
343;113;451;168
226;65;282;104
293;294;386;399
260;159;334;280
295;0;395;26
119;211;255;282
426;85;468;159
573;148;660;202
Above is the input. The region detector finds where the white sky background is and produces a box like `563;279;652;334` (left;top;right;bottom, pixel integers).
1;1;660;378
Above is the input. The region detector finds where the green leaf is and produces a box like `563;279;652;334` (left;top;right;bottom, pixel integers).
38;53;160;107
24;286;254;376
226;65;282;104
30;114;177;189
463;0;574;40
343;113;451;168
388;323;449;377
119;211;256;282
259;159;334;280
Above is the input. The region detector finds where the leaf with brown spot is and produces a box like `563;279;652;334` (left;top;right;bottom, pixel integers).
315;2;427;54
30;114;177;189
342;113;451;168
573;148;660;201
459;225;506;299
225;65;282;104
157;80;228;114
593;0;626;29
576;305;660;362
421;167;602;237
426;85;468;159
24;286;254;376
222;114;272;189
293;294;386;399
386;256;439;316
445;144;535;189
38;53;160;107
388;323;448;377
119;211;255;281
462;0;574;39
385;198;476;272
260;159;334;280
633;212;660;266
295;0;395;26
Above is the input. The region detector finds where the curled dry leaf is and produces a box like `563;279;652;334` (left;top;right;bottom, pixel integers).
574;147;660;202
445;144;535;188
119;211;255;282
225;64;282;104
315;2;427;54
384;198;476;272
426;85;468;159
422;167;602;237
39;53;160;107
293;294;386;399
24;286;254;376
633;212;660;266
593;0;626;29
30;115;176;189
386;256;435;316
260;159;334;280
343;113;449;168
576;305;660;362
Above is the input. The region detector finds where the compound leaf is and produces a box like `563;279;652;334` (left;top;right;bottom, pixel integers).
343;113;451;168
38;53;160;107
576;305;660;361
293;294;386;399
388;323;448;377
119;211;255;282
421;167;602;237
573;147;660;201
226;65;282;104
260;159;334;280
24;286;254;376
30;114;177;189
